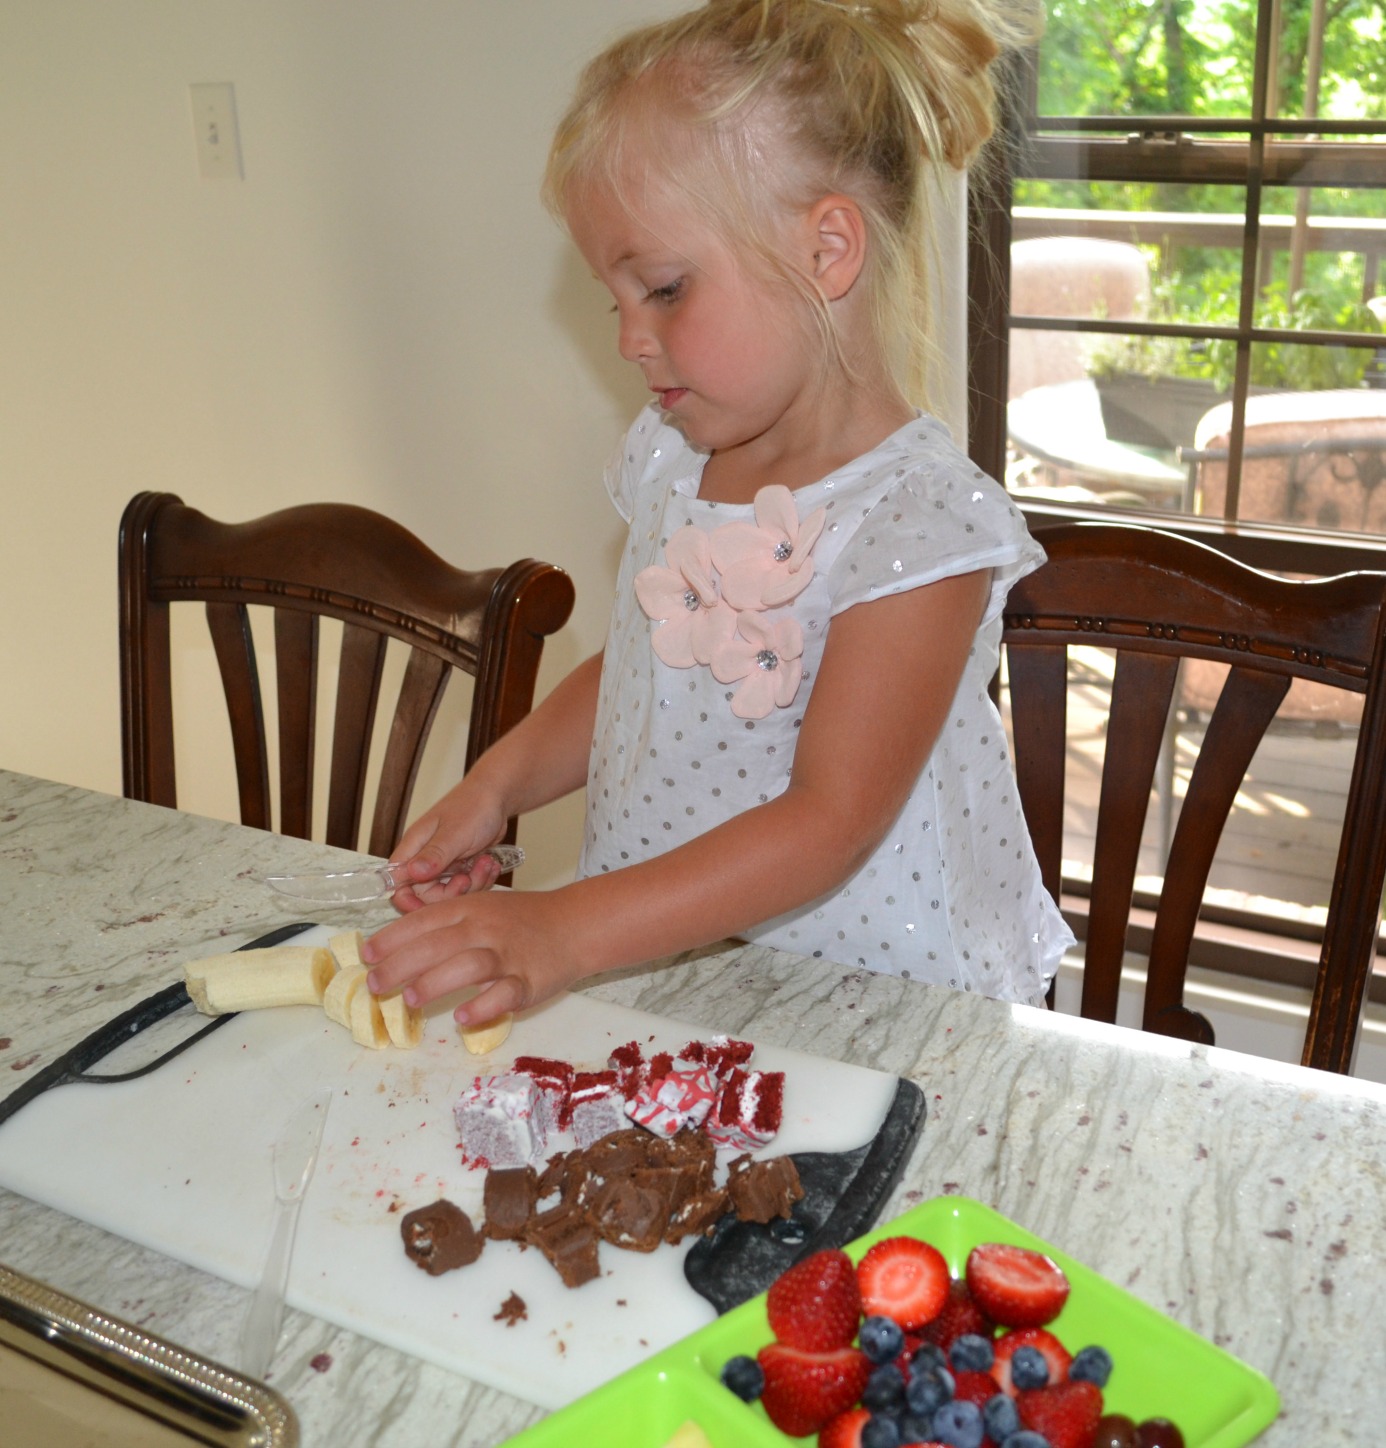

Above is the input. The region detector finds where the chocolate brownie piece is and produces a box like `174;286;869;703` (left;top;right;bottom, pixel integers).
483;1165;538;1241
400;1199;484;1274
725;1152;804;1224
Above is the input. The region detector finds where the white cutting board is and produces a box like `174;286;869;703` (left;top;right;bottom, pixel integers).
0;928;899;1409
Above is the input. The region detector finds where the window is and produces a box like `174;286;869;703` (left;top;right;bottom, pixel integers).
969;0;1386;994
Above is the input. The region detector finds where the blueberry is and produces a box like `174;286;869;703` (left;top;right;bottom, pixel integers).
1071;1343;1114;1388
860;1313;907;1363
1001;1433;1052;1448
862;1415;903;1448
898;1413;935;1444
930;1398;985;1448
1009;1343;1050;1390
949;1331;996;1372
910;1341;950;1375
904;1364;954;1416
983;1392;1021;1441
862;1362;907;1412
718;1353;764;1401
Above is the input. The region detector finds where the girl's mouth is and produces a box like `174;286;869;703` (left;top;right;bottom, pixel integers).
656;388;688;409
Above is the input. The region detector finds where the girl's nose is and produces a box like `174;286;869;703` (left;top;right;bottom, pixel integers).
617;307;655;364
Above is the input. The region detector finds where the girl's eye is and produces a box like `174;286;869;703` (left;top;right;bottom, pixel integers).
646;279;684;305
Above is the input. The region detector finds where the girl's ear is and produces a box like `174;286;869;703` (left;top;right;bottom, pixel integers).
807;194;868;301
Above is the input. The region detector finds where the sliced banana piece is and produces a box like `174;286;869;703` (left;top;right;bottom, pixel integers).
660;1424;714;1448
184;946;335;1016
378;989;424;1049
460;1011;513;1055
322;964;368;1028
329;929;365;971
348;979;391;1049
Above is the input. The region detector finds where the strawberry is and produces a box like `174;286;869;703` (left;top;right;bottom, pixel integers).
757;1343;871;1437
768;1248;863;1351
992;1326;1073;1396
965;1241;1070;1327
1017;1380;1105;1448
818;1407;870;1447
920;1277;996;1352
857;1237;950;1330
953;1367;1002;1408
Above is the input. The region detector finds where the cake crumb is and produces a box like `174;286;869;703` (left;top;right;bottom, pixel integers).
494;1291;528;1326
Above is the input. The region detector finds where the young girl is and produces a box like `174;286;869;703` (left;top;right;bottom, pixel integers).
361;0;1073;1024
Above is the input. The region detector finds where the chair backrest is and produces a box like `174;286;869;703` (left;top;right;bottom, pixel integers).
119;492;574;859
1003;520;1386;1073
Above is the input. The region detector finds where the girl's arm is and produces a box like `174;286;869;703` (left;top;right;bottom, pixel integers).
384;651;604;905
362;571;990;1018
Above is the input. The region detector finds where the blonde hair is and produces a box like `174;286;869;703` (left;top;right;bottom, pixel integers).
544;0;1041;409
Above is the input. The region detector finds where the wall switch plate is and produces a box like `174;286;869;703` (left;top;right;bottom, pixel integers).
189;82;242;180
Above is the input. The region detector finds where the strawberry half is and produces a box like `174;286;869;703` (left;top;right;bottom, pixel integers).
920;1277;996;1352
757;1343;871;1437
965;1241;1070;1327
768;1248;863;1351
818;1406;871;1447
992;1326;1074;1396
953;1366;1002;1407
1017;1380;1104;1448
856;1237;950;1330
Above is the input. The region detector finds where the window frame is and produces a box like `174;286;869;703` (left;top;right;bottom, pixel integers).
967;1;1386;1004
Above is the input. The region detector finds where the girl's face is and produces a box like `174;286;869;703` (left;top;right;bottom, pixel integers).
567;179;820;458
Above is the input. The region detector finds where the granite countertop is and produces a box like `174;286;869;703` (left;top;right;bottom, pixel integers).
1;769;1383;1445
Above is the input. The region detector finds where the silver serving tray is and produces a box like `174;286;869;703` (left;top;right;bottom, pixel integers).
0;1262;298;1446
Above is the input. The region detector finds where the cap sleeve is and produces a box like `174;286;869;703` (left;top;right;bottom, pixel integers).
825;455;1044;624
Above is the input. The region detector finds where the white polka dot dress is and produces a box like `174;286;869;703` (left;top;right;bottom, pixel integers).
578;404;1075;1003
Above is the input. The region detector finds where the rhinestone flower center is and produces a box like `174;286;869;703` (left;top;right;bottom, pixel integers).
755;649;779;671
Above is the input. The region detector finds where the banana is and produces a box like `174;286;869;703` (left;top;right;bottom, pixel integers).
460;1011;513;1055
322;964;368;1028
329;929;365;971
184;946;336;1016
378;989;424;1049
660;1424;714;1448
349;977;391;1049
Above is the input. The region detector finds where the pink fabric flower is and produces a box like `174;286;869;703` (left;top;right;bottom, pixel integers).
709;485;827;610
709;611;805;719
635;525;737;667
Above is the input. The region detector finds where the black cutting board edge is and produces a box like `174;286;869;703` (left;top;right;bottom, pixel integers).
685;1075;926;1313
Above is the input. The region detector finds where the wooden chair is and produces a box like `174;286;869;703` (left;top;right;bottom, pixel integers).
1002;521;1386;1074
119;492;574;860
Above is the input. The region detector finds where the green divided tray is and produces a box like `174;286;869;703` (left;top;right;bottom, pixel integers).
504;1196;1280;1448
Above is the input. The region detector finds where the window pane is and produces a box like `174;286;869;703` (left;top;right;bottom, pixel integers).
1014;178;1249;328
1269;2;1386;122
1254;183;1386;334
1037;0;1255;119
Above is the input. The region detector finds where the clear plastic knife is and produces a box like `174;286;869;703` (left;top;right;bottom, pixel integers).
240;1090;331;1379
262;845;525;903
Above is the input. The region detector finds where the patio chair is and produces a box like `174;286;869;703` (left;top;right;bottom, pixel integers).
1009;236;1150;400
118;492;574;860
1003;520;1386;1074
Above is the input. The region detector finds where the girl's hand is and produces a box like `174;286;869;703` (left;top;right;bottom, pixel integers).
360;888;579;1026
386;780;510;912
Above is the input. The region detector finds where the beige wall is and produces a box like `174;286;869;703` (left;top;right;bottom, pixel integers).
0;0;964;889
0;0;686;886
